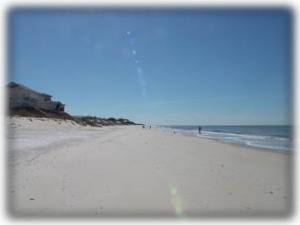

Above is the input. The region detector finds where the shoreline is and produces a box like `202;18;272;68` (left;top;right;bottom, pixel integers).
156;126;292;154
7;117;292;217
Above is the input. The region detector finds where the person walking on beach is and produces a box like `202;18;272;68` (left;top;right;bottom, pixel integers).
198;126;202;134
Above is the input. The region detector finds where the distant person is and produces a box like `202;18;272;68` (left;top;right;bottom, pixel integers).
142;125;145;129
198;126;202;134
149;125;151;129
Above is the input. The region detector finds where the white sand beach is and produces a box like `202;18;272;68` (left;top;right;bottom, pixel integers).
7;117;292;217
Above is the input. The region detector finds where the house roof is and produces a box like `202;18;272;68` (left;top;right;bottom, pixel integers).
7;82;52;98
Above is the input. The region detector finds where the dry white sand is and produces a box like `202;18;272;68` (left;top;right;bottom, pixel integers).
7;117;292;218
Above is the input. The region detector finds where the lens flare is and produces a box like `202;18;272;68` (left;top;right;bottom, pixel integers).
125;31;147;98
169;185;185;217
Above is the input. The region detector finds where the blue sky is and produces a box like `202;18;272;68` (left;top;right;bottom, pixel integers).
9;8;292;125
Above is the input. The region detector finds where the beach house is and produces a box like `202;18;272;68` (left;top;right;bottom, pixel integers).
7;82;65;112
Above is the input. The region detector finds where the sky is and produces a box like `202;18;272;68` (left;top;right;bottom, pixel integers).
9;8;292;125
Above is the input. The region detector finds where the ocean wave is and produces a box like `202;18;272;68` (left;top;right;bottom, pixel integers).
200;130;289;141
160;126;291;152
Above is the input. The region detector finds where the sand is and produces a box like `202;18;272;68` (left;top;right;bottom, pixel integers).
6;117;292;218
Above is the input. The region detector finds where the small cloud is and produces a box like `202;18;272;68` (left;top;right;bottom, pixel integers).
126;31;131;35
132;50;137;55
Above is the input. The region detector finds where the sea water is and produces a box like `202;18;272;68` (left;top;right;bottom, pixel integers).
159;125;293;153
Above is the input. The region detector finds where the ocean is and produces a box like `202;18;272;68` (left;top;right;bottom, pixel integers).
159;125;293;153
